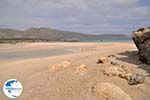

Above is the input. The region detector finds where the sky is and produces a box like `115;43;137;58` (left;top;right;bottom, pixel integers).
0;0;150;35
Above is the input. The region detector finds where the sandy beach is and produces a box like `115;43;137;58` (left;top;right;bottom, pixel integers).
0;42;150;100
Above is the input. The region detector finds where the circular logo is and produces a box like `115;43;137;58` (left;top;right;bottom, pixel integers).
3;79;23;98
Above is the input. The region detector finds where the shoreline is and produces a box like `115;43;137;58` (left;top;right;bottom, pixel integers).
0;42;134;61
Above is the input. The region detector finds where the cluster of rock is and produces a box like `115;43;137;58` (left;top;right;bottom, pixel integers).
132;27;150;64
49;61;89;75
49;54;146;100
97;55;145;85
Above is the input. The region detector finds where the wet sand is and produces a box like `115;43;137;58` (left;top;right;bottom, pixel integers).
0;42;150;100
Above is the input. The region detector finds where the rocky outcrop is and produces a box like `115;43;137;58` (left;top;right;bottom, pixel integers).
132;27;150;64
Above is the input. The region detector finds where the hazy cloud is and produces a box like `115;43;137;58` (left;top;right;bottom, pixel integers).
0;0;150;34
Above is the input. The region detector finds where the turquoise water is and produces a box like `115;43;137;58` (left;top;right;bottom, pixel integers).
0;39;133;61
0;47;73;61
80;38;132;43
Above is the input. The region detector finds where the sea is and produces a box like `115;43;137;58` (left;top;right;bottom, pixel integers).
80;38;132;43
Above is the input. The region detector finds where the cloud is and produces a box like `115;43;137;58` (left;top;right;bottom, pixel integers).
0;0;149;34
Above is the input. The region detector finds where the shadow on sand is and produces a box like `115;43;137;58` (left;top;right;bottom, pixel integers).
116;50;150;77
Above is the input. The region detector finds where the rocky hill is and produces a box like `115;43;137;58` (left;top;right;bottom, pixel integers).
0;27;129;41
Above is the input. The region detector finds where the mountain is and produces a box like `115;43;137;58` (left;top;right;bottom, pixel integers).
0;27;129;42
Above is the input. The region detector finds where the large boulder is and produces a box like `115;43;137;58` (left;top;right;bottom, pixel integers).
93;82;132;100
132;27;150;64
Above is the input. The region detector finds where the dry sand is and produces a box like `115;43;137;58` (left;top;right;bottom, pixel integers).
0;42;150;100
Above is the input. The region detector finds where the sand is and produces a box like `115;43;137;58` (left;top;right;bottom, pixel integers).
0;42;150;100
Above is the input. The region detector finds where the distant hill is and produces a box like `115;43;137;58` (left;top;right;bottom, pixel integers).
0;27;129;42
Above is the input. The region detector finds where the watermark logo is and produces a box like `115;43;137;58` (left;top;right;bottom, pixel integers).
3;79;23;98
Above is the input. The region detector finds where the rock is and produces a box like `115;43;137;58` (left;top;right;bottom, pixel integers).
60;61;71;68
108;54;116;58
103;66;122;76
93;82;132;100
137;61;142;65
75;64;88;75
50;61;71;71
120;65;131;73
118;73;131;80
102;65;130;77
132;27;150;64
102;65;132;81
127;73;145;85
97;57;108;64
110;61;119;66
